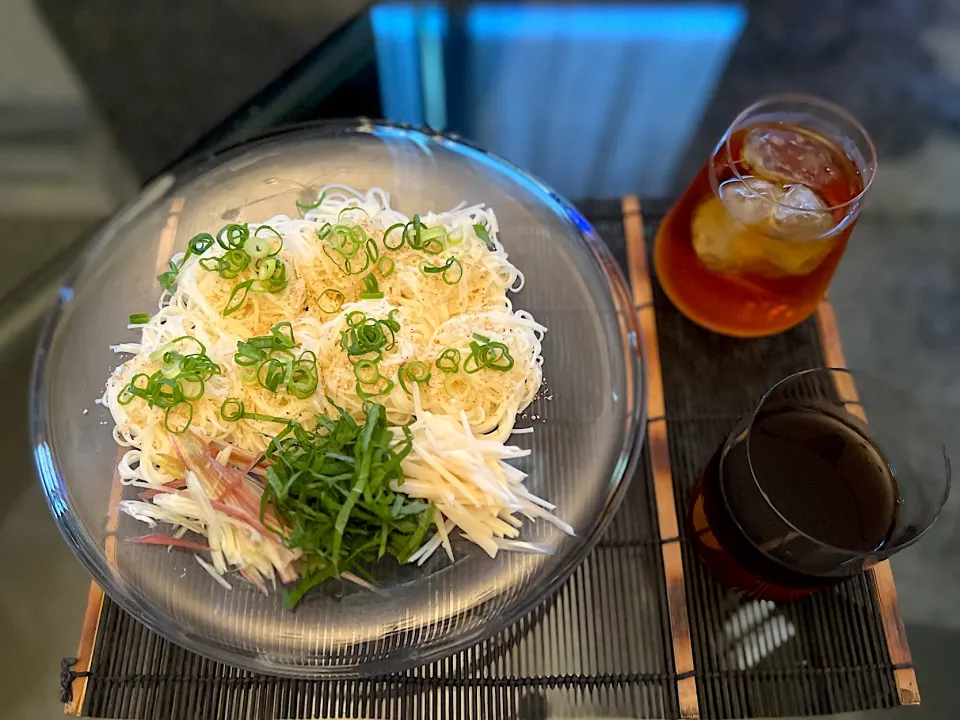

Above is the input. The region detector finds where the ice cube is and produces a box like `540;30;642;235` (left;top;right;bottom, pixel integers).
772;184;834;238
692;192;838;278
742;126;838;189
719;177;781;227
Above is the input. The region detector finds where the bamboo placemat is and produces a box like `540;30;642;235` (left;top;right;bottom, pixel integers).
61;197;914;719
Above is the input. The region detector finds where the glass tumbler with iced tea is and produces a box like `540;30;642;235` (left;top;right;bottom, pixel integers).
655;95;877;337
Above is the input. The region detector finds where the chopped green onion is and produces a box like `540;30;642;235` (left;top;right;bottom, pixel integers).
318;288;345;314
234;341;265;367
463;333;515;373
258;357;287;392
157;232;217;291
217;223;249;250
446;227;464;246
271;321;295;348
220;397;291;425
222;248;251;278
474;223;495;251
188;233;215;255
376;256;395;277
157;260;180;292
220;397;244;422
258;257;277;281
421;256;463;284
407;215;423;250
164;401;194;434
129;313;150;325
288;351;319;398
118;335;220;433
224;280;255;316
343;252;370;276
359;273;384;299
435;348;461;374
245;236;270;259
382;223;405;250
148;335;207;362
356;377;395;398
296;191;326;211
365;238;380;261
338;205;369;219
340;313;399;358
234;322;317;399
419;226;446;255
353;359;381;385
442;258;463;284
255;225;284;257
398;361;431;393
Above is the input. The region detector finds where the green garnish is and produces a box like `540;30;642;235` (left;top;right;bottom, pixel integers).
188;233;216;255
446;227;464;246
463;333;515;373
117;335;220;433
359;273;384;299
296;191;326;212
340;311;401;397
419;226;446;255
352;359;395;398
318;288;345;314
420;256;463;285
339;312;400;361
129;313;150;325
320;223;371;275
382;223;405;250
216;223;248;250
157;232;216;291
435;348;461;374
376;256;395;277
474;223;495;251
399;214;447;255
192;222;287;316
220;397;292;425
157;261;181;293
260;402;435;608
398;361;431;394
223;279;255;316
234;322;318;399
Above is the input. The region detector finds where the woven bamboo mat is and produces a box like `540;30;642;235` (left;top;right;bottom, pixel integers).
61;197;914;719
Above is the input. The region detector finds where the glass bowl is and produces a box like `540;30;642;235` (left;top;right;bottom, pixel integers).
31;121;645;676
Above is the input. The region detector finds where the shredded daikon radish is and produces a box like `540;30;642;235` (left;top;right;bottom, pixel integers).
392;385;573;565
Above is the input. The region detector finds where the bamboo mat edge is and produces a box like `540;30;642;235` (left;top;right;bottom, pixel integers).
622;195;700;720
814;300;918;706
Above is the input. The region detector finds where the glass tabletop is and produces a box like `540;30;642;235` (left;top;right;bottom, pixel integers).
6;1;960;717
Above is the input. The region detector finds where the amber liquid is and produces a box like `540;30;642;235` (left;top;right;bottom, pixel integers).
689;406;898;601
655;123;865;337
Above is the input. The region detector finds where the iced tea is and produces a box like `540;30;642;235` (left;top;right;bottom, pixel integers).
655;96;876;337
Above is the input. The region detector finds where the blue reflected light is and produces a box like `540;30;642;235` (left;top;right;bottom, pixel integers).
468;3;746;39
371;2;747;198
34;441;68;518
